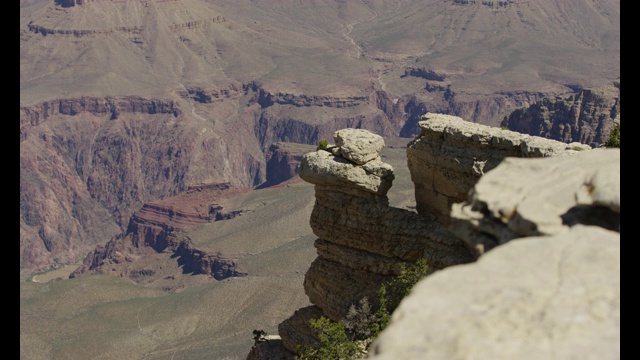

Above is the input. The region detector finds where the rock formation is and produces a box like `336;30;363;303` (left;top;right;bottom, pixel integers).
271;126;477;356
253;113;618;359
369;148;620;360
407;113;591;223
70;182;249;287
450;147;620;257
501;80;620;147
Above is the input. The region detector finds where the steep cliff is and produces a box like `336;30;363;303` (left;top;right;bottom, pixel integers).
70;182;249;289
257;113;605;359
501;80;620;147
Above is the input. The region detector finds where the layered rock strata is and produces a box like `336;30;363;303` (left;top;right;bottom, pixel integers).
275;128;475;354
369;148;620;360
501;80;620;147
407;113;591;223
70;183;248;282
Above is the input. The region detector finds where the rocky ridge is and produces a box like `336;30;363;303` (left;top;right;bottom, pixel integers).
501;80;620;147
69;182;249;287
20;0;620;274
407;113;591;223
250;113;613;358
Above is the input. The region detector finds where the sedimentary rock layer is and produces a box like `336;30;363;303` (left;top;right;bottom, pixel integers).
407;113;591;222
501;81;620;147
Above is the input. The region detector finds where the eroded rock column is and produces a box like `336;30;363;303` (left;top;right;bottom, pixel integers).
276;129;474;354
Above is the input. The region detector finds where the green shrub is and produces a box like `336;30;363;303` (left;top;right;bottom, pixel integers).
605;122;620;148
296;259;430;359
252;329;267;343
296;317;362;360
370;259;429;338
317;139;329;151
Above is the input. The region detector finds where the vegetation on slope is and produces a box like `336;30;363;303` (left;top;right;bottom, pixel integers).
605;122;620;148
296;259;430;360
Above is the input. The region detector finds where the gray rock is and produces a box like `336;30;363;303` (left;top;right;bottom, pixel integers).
298;149;394;196
450;148;620;256
407;113;591;222
369;225;620;360
334;128;385;165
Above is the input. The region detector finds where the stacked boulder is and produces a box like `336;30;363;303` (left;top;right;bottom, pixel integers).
277;128;474;353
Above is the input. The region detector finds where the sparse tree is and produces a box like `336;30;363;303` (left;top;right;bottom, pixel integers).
605;122;620;148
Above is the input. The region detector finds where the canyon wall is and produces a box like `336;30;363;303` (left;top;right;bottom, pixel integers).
501;80;620;147
20;78;618;278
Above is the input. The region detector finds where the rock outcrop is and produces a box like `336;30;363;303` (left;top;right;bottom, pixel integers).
70;183;248;285
450;148;620;257
257;113;617;359
407;113;591;223
501;80;620;147
369;148;620;360
272;127;475;355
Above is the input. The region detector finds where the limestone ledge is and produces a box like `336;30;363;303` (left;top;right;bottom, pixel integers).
450;148;620;257
407;112;591;222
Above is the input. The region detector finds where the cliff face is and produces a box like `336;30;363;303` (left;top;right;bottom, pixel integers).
501;81;620;147
70;182;249;287
262;113;608;358
407;113;591;223
20;76;552;276
370;148;620;360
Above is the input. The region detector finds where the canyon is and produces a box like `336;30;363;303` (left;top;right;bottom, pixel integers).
20;0;619;276
21;0;619;359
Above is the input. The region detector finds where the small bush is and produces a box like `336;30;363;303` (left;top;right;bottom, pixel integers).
252;329;267;343
296;259;430;359
370;259;429;338
344;297;376;340
605;122;620;148
296;317;362;360
317;139;329;151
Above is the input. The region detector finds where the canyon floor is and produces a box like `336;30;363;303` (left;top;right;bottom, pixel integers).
20;145;415;360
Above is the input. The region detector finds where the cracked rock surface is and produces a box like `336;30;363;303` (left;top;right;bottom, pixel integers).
369;225;620;360
450;148;620;257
